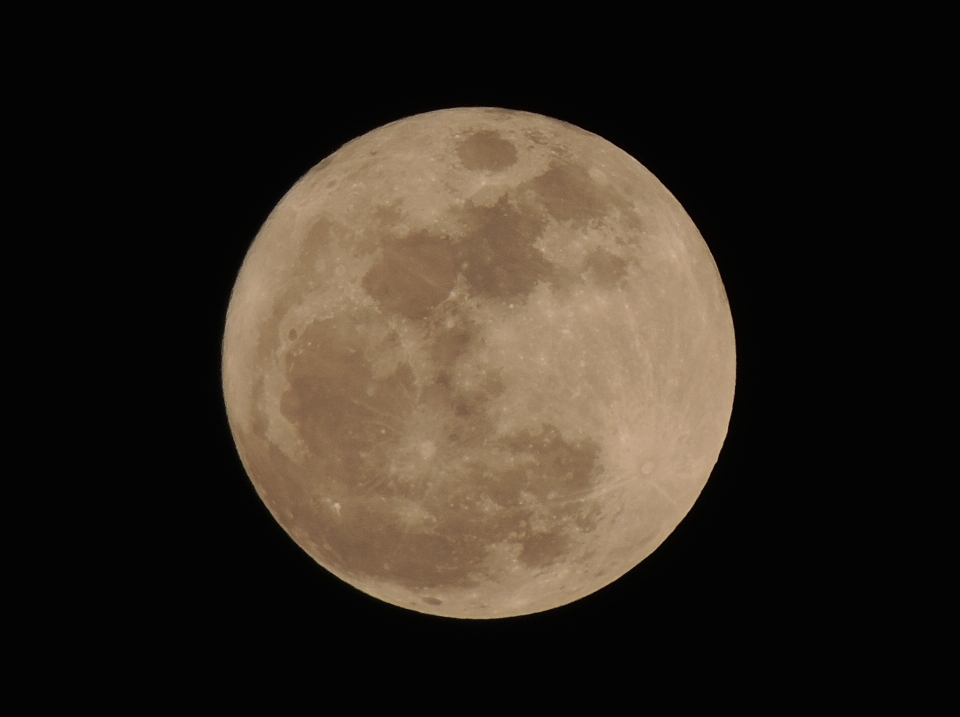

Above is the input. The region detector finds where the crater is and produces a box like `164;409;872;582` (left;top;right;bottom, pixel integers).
457;130;518;171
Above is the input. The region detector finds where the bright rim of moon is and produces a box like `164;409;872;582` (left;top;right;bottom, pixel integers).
222;108;735;618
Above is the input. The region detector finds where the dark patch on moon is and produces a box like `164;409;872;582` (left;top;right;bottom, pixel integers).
241;153;626;595
247;216;349;438
362;231;458;319
429;303;478;368
266;190;611;590
453;196;553;302
457;131;518;171
525;161;616;226
274;303;605;589
319;499;482;590
432;324;474;367
520;531;571;568
583;247;628;287
370;201;405;243
280;313;414;476
303;216;342;260
500;424;603;503
360;161;632;312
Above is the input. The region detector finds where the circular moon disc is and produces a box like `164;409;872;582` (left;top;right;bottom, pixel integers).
222;108;735;618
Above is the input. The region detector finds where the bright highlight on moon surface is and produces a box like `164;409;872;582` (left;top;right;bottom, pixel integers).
222;108;735;618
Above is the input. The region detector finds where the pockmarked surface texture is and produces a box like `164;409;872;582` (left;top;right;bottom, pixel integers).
222;108;736;618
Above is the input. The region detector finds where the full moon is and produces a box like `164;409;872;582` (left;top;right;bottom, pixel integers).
222;108;735;618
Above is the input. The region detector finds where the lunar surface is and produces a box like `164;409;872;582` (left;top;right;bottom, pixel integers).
222;108;735;618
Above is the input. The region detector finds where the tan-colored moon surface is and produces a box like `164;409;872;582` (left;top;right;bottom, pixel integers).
222;108;735;618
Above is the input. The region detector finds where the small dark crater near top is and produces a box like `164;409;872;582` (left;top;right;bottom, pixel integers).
457;131;518;172
288;328;298;341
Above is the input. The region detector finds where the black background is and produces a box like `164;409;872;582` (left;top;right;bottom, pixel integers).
126;60;846;675
26;12;942;695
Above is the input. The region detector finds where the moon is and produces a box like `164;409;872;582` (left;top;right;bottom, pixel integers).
222;108;735;618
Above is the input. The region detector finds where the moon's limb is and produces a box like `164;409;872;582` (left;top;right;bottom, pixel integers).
222;108;735;618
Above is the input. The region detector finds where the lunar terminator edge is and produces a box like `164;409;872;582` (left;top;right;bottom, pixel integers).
222;108;736;618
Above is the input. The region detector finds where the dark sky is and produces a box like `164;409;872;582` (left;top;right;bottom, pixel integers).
29;8;927;687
